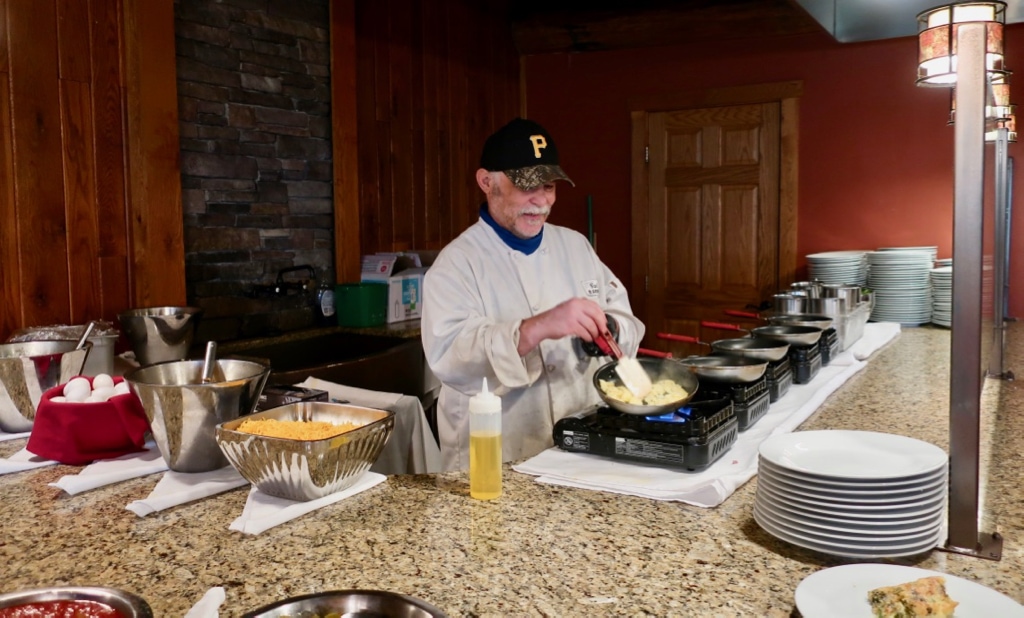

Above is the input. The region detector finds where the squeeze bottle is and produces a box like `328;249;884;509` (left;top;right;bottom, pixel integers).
469;377;502;500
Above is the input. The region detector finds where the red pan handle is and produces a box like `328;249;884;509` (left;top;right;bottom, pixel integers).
638;347;672;358
657;332;700;343
701;321;747;332
723;310;759;319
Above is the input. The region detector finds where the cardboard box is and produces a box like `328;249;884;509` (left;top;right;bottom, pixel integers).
361;253;430;323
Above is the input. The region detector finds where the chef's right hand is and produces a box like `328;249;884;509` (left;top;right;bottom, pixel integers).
517;297;608;356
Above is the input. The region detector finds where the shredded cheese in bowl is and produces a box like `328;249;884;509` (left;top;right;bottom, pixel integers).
599;378;689;405
236;418;361;441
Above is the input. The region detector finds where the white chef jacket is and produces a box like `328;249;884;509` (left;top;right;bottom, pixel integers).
421;218;644;471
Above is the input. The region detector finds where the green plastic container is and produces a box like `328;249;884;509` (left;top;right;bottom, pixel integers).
336;283;387;327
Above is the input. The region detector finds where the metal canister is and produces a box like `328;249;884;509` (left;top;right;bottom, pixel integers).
773;293;806;314
808;296;847;317
791;281;822;298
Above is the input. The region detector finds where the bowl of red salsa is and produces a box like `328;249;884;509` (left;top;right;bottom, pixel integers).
0;587;152;618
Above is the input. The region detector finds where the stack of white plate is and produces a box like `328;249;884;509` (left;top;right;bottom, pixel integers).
754;430;948;559
930;266;952;327
867;248;936;325
806;251;869;286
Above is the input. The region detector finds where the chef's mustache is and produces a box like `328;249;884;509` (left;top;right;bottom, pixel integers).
518;207;550;216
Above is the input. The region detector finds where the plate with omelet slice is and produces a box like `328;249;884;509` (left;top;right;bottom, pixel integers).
794;563;1023;617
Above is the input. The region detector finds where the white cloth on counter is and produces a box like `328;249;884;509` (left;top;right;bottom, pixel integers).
513;358;869;507
0;430;30;443
50;443;168;495
0;447;58;474
184;586;226;618
229;471;387;535
296;377;442;475
849;321;901;360
126;466;248;517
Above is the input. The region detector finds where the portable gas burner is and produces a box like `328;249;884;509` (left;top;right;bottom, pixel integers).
765;357;793;402
553;398;738;470
818;327;840;366
690;373;771;431
788;343;822;384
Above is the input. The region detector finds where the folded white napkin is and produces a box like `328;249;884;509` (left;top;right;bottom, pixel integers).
126;466;249;517
229;471;387;535
850;322;901;360
513;359;869;507
49;443;168;495
184;586;226;618
0;430;30;443
0;447;58;474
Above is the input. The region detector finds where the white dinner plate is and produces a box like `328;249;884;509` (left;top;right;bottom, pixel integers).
753;508;943;558
755;493;946;534
759;430;948;480
794;563;1024;618
757;465;947;504
753;503;942;546
756;478;947;514
758;456;947;490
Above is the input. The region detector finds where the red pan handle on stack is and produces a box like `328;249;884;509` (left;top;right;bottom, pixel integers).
701;321;750;333
656;332;701;343
638;347;672;358
723;310;761;320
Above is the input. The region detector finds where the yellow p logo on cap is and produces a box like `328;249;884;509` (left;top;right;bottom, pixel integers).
529;135;547;159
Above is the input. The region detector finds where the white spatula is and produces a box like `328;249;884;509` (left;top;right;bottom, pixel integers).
600;332;653;400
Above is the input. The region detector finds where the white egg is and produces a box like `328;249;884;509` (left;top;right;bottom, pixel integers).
63;378;92;402
113;382;131;395
92;374;115;390
51;396;67;403
91;386;115;402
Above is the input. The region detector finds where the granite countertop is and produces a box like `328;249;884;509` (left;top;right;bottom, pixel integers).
2;326;1022;616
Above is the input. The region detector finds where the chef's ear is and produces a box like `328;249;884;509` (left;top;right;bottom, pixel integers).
476;168;493;193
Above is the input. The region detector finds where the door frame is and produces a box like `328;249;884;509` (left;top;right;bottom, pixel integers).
628;80;802;328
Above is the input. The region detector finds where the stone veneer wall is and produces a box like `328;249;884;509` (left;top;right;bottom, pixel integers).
175;0;333;340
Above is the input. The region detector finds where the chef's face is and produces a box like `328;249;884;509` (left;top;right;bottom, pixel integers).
477;170;556;239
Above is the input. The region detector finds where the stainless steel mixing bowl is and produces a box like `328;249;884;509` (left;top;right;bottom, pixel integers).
242;589;448;618
124;358;270;472
0;340;91;432
117;306;202;366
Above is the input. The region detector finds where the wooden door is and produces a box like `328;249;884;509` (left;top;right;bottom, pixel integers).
641;102;781;354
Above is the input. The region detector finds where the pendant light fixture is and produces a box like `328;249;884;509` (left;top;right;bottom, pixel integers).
917;1;1007;87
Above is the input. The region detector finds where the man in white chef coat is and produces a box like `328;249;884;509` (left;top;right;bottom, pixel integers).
421;117;645;471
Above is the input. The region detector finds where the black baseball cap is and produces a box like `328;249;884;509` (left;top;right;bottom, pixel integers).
479;118;575;191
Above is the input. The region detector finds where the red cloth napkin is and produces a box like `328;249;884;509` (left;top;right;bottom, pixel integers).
26;377;151;465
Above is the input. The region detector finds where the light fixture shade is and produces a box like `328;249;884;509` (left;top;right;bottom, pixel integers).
948;71;1014;124
917;1;1007;87
985;109;1017;142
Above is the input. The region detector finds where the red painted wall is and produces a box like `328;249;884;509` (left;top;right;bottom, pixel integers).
522;27;1024;318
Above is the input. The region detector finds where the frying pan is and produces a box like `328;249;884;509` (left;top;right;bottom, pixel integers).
723;309;833;331
704;321;823;347
657;331;789;362
593;356;698;416
678;354;768;384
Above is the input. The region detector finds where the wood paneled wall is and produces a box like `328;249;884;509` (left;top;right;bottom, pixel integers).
0;0;185;340
340;0;520;278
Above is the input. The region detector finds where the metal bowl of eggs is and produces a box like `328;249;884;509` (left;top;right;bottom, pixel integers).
593;357;698;416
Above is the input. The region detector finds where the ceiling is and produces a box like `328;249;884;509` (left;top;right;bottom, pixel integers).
508;0;1024;55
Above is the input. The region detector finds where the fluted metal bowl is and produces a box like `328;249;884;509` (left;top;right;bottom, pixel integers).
117;306;202;366
0;340;91;432
0;586;152;617
124;358;270;472
216;401;395;501
242;589;447;618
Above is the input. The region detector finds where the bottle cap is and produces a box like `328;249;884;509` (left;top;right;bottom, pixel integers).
469;378;501;414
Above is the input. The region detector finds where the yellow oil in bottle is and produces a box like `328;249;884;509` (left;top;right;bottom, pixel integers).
470;431;502;500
